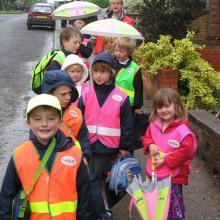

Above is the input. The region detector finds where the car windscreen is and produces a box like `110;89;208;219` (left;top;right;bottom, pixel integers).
32;6;52;13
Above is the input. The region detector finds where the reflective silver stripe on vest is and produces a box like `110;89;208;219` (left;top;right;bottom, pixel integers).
87;125;121;136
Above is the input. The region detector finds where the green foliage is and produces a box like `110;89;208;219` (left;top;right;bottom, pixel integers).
133;32;220;112
136;0;206;41
87;0;109;8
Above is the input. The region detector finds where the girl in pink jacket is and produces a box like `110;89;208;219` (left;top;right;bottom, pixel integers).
141;88;197;220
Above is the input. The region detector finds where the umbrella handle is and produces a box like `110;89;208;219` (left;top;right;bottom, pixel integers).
151;150;164;172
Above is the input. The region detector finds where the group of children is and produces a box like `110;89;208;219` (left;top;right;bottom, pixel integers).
0;0;197;219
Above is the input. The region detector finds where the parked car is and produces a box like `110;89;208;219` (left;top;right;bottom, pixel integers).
27;3;56;30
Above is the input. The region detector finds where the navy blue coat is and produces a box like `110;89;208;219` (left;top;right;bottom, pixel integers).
0;130;93;220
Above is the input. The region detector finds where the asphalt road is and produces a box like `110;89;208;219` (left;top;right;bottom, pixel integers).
0;13;219;220
0;13;54;183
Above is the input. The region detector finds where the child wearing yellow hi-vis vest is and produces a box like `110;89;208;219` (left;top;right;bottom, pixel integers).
113;36;143;113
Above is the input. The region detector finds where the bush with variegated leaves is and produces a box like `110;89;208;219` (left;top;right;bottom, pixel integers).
133;32;220;113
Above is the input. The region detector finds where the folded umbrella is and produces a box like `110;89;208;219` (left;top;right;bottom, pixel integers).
126;153;171;220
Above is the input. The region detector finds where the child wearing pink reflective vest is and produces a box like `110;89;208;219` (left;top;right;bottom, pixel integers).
141;88;197;220
77;52;133;216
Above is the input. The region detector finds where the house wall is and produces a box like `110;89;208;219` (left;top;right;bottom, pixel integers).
207;0;220;46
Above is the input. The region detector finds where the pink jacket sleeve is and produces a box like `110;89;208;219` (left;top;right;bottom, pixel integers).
141;127;154;154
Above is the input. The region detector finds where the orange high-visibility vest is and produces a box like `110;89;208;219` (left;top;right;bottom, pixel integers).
60;104;83;142
13;140;82;220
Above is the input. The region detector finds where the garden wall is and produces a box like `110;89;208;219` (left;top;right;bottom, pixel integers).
199;48;220;72
189;110;220;174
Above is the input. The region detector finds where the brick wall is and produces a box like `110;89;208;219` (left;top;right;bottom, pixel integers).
199;48;220;71
188;14;209;44
207;0;220;46
189;110;220;174
142;69;179;97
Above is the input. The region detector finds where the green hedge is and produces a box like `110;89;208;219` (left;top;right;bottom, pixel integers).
88;0;109;8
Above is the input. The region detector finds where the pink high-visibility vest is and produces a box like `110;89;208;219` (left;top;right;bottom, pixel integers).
73;83;90;106
146;121;197;180
82;86;127;148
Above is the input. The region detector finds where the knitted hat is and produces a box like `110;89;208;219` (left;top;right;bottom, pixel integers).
61;54;88;84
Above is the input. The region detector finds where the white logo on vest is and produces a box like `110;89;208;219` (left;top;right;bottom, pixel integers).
168;139;180;148
69;110;78;117
125;67;134;73
61;156;76;166
112;94;123;102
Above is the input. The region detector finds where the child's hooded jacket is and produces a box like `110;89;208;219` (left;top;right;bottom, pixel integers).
61;54;89;97
0;130;93;220
142;118;197;185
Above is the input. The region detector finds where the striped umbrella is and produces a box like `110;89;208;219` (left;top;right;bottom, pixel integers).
52;1;101;20
81;18;144;40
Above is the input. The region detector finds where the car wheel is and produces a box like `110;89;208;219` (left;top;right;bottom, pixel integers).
27;25;31;30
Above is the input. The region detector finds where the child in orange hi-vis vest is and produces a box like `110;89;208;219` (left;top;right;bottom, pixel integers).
0;94;93;219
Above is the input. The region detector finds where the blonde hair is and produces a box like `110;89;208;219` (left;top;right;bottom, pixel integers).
73;20;85;30
60;27;82;48
114;36;136;56
150;88;188;122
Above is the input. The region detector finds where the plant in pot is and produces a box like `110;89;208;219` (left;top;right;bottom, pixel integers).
133;32;220;113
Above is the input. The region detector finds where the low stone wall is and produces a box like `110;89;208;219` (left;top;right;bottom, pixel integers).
189;110;220;173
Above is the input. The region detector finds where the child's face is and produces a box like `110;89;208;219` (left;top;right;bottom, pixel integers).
156;102;176;124
114;45;129;62
92;68;111;85
27;107;60;145
63;35;81;53
104;39;115;53
74;22;84;30
52;85;72;108
66;64;84;83
111;0;123;14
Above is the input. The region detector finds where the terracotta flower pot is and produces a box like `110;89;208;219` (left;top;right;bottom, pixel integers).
142;68;179;97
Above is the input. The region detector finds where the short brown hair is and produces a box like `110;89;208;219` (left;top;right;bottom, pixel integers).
92;62;115;76
150;88;188;122
110;0;124;5
59;27;82;48
114;36;136;56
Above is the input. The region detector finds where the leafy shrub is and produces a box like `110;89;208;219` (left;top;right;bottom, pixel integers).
133;32;220;112
130;0;206;41
87;0;109;8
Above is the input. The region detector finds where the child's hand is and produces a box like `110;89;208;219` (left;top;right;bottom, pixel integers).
149;144;159;156
153;158;164;168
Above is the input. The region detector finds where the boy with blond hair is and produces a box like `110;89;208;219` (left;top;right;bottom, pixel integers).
113;36;143;113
